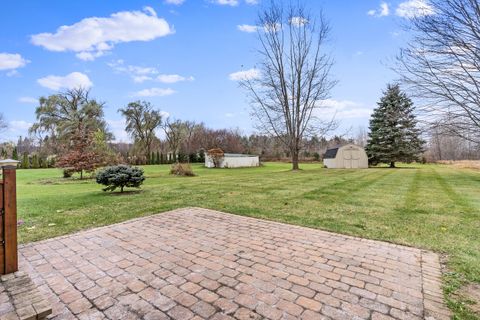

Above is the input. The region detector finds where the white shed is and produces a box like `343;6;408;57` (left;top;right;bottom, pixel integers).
323;144;368;169
205;153;260;168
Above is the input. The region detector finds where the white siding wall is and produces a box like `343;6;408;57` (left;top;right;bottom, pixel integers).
205;155;259;168
323;158;337;168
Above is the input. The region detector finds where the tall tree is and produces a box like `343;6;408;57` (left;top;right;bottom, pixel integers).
56;130;99;179
182;121;198;163
396;0;480;144
21;152;29;169
163;118;187;162
366;84;424;167
30;88;111;151
91;129;120;167
12;147;18;160
240;1;336;170
119;101;162;161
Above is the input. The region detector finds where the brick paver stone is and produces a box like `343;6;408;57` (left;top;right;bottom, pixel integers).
17;207;450;319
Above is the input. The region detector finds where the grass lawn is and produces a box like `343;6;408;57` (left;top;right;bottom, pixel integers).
15;162;480;318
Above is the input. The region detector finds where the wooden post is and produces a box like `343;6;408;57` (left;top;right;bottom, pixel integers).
3;166;18;274
3;165;18;274
0;182;4;273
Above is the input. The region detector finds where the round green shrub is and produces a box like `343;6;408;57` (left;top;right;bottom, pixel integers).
96;165;145;192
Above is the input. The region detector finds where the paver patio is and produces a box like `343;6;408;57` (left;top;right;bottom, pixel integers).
17;208;450;320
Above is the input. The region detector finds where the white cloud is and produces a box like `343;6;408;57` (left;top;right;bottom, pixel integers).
132;88;176;97
31;7;173;61
37;72;93;91
165;0;185;4
238;22;282;33
108;59;158;83
380;2;390;16
212;0;239;6
212;0;257;5
108;60;193;84
18;97;37;104
237;24;258;33
391;30;402;37
396;0;434;18
263;22;282;33
0;120;34;142
319;99;362;110
225;113;235;118
367;2;390;17
160;111;170;118
316;99;373;120
0;53;29;71
290;16;309;26
156;74;194;83
106;119;129;142
9;120;32;131
229;68;260;81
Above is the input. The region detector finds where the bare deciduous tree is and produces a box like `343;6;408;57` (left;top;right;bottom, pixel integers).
163;118;186;162
241;1;337;170
182;120;198;162
396;0;480;144
119;101;162;160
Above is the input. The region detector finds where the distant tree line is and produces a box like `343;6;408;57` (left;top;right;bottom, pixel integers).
0;89;356;178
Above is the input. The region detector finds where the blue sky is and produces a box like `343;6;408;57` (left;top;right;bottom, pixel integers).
0;0;430;142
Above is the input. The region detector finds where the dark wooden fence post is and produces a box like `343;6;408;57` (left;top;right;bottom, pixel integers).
1;159;19;275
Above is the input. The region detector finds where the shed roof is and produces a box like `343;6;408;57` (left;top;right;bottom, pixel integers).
224;153;258;158
323;147;339;159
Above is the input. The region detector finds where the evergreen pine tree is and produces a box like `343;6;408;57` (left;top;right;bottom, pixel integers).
156;151;160;165
32;154;40;168
44;157;50;168
22;152;29;169
366;84;424;168
12;147;18;160
198;150;205;163
189;153;198;163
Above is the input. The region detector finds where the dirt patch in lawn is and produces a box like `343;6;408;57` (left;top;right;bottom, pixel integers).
458;283;480;314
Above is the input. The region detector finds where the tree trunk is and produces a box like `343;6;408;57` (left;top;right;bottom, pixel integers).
292;151;300;170
389;162;395;168
121;186;124;193
80;170;83;179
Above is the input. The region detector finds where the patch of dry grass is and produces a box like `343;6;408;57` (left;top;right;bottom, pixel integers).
437;160;480;170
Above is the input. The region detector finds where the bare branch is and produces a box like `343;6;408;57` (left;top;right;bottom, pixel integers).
240;1;336;170
395;0;480;144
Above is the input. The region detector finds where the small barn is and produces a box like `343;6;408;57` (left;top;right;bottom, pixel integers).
323;144;368;169
205;151;259;168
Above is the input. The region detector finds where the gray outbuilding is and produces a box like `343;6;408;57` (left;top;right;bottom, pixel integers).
323;144;369;169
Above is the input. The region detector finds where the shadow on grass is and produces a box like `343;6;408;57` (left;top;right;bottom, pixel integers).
30;178;95;185
371;166;418;170
101;190;145;196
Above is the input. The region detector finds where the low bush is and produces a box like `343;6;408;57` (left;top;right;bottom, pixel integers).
170;163;195;176
63;168;73;178
96;165;145;192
